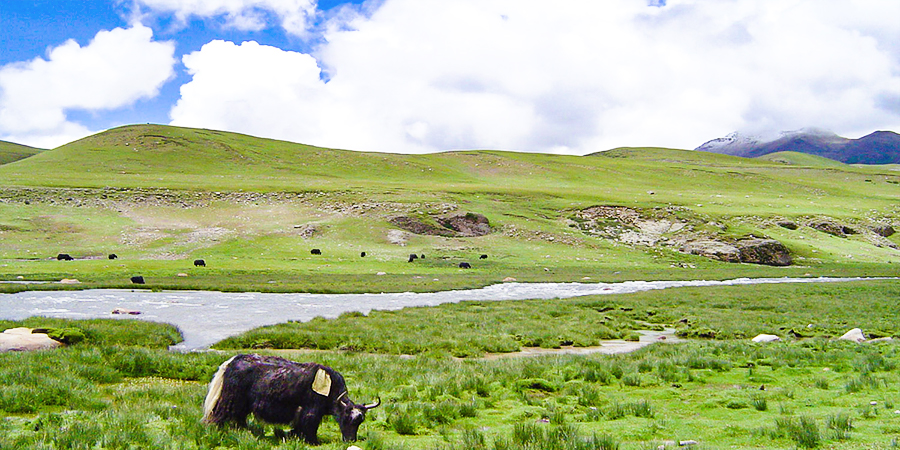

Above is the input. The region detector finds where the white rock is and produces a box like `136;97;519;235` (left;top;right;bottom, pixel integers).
838;328;866;342
752;334;781;343
347;446;363;450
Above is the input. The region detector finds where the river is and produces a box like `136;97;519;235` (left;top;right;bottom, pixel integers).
0;277;887;351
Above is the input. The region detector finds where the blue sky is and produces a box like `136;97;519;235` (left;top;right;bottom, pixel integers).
1;0;899;153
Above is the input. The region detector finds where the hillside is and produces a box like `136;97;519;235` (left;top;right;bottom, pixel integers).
0;124;898;292
696;129;900;164
0;140;43;165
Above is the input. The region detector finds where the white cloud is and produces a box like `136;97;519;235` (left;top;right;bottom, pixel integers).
0;24;175;148
170;0;900;153
131;0;318;37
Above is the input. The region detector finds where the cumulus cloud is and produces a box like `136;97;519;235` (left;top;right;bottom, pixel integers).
0;24;175;148
130;0;319;37
170;0;900;153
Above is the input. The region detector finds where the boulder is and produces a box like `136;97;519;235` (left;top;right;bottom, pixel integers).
736;239;792;266
870;224;896;237
810;220;846;237
838;328;866;342
751;334;781;343
777;221;799;230
680;240;741;262
438;212;492;237
0;328;62;352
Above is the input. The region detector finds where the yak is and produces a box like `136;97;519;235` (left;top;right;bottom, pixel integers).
203;354;380;444
194;259;206;267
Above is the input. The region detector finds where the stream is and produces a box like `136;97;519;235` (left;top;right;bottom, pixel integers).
0;277;889;351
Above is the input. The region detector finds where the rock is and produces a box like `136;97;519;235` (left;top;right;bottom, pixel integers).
347;446;363;450
438;212;492;237
680;240;741;263
59;278;81;284
867;336;893;343
752;334;781;343
177;273;188;277
1;328;62;352
838;328;866;342
679;440;698;446
777;220;799;230
112;307;141;315
736;239;792;266
503;277;517;282
870;224;896;237
810;220;846;237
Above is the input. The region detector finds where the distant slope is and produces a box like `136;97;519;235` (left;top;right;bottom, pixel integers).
2;124;899;223
756;151;848;168
0;140;43;165
696;129;900;164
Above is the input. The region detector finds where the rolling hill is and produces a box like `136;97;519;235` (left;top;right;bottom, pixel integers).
0;140;43;165
0;124;898;292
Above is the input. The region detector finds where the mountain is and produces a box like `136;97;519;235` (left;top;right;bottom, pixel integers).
696;129;900;164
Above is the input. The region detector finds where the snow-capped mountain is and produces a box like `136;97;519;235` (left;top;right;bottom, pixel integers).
695;128;900;164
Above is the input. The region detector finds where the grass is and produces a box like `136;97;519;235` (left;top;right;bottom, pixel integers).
3;281;900;448
0;124;898;293
2;124;900;448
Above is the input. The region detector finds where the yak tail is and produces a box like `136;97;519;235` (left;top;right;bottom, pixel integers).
202;355;237;423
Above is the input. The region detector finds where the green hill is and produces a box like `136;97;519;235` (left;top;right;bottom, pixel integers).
0;140;43;165
757;151;848;168
0;124;898;292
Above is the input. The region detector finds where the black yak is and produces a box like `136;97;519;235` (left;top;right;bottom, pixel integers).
459;262;471;269
194;259;206;267
311;249;322;255
408;253;418;262
57;253;73;261
108;254;118;260
130;275;145;284
479;254;488;259
203;354;380;444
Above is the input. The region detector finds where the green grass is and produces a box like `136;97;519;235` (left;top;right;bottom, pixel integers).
0;140;43;165
4;281;900;449
1;125;899;293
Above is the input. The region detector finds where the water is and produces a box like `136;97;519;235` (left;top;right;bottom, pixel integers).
0;277;887;350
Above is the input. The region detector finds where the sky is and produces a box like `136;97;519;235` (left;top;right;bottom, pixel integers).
1;0;899;154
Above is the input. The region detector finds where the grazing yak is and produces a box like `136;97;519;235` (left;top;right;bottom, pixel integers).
194;259;206;267
479;254;488;259
408;253;418;262
130;276;145;284
57;253;74;261
203;354;380;444
459;262;472;269
108;254;118;260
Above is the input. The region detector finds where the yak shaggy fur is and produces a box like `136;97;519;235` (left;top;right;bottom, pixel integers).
202;354;378;444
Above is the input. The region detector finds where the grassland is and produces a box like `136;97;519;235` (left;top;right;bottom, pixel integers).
2;281;900;449
0;140;43;165
0;124;898;293
1;124;899;448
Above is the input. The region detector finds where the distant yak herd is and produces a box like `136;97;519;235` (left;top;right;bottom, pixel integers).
53;249;487;285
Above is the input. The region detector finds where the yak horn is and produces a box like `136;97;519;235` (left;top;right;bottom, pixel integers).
363;397;381;410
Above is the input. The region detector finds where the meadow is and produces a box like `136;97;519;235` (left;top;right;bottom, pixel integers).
1;124;900;449
1;125;899;293
1;280;900;449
